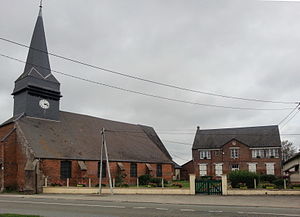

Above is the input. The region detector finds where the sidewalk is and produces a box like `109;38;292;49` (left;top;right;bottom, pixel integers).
1;193;300;208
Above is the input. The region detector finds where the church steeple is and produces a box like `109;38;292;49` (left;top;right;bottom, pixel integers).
12;6;61;121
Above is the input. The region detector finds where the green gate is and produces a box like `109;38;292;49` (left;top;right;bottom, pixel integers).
195;180;222;195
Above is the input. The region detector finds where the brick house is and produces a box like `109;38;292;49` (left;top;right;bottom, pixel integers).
0;7;173;193
191;126;282;178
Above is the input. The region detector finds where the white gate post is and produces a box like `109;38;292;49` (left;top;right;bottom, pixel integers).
189;174;196;195
221;175;228;195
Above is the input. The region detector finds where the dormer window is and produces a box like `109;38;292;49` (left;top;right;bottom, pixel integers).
199;150;211;159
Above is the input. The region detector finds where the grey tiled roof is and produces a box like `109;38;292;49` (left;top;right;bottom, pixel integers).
14;111;173;163
192;125;281;149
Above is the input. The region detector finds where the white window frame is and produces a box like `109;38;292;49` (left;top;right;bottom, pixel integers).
248;163;257;173
199;164;207;176
199;150;211;160
231;164;239;171
215;163;223;176
266;163;275;175
230;148;239;159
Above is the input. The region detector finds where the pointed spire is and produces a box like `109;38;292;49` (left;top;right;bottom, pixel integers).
39;0;43;16
15;3;58;83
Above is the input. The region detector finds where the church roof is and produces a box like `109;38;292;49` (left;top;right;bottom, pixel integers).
13;111;173;163
15;7;59;84
192;125;281;149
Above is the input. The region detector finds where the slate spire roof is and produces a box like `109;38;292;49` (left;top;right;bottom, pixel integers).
15;7;58;83
12;6;61;105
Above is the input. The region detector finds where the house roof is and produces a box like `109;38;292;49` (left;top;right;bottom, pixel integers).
283;152;300;165
172;161;182;169
12;111;173;164
192;125;281;150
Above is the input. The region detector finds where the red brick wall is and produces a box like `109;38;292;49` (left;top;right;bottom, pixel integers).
181;160;194;180
193;139;282;178
0;123;17;189
40;159;174;187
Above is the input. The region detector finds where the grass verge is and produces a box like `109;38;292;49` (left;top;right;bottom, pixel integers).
0;214;42;217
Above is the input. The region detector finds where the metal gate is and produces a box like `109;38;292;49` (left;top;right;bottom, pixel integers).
195;180;222;195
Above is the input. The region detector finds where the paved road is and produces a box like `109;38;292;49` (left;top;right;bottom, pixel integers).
0;197;300;217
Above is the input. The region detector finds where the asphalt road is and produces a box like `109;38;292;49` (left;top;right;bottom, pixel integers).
0;197;300;217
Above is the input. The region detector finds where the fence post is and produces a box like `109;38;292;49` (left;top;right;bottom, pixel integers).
189;174;196;195
254;178;257;189
89;178;91;188
284;179;287;189
162;178;164;188
67;178;69;188
137;178;139;188
221;174;228;195
113;178;115;188
44;177;48;187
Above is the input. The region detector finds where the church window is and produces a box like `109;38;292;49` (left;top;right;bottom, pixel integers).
130;163;137;177
60;161;72;179
156;164;162;177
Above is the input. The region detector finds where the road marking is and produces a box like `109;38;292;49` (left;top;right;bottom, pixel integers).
180;209;195;212
133;207;146;209
0;200;125;209
155;208;169;211
209;210;223;213
238;211;300;217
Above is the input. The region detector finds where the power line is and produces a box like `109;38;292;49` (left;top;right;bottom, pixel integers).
162;140;192;146
169;152;191;162
0;37;298;105
278;104;300;125
0;53;294;111
106;129;300;136
280;108;300;129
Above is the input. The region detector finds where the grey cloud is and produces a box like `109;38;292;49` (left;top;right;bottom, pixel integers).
1;0;300;165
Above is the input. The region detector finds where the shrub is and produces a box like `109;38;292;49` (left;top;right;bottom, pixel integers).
198;176;212;180
260;174;276;183
260;183;276;189
273;178;284;188
138;174;152;185
228;170;259;188
172;182;183;188
95;183;106;187
292;184;300;188
115;172;127;187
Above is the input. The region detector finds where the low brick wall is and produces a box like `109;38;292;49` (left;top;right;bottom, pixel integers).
43;187;192;195
228;189;300;195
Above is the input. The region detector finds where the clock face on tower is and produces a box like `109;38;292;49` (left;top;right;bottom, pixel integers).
39;99;50;109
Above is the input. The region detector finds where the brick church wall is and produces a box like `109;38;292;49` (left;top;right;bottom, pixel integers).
40;159;173;187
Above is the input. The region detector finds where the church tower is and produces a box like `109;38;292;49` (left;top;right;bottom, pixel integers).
12;6;61;121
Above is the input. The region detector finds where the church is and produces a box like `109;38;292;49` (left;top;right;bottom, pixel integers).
0;7;174;193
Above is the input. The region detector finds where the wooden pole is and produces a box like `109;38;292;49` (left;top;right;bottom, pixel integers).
98;128;104;194
103;129;114;195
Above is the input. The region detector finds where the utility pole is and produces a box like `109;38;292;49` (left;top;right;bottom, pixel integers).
99;128;113;195
98;129;104;194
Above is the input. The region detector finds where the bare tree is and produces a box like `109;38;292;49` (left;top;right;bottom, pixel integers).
281;140;297;162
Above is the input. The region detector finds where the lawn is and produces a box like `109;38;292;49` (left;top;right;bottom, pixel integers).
0;214;41;217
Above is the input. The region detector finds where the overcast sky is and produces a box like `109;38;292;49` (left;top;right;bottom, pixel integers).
1;0;300;164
